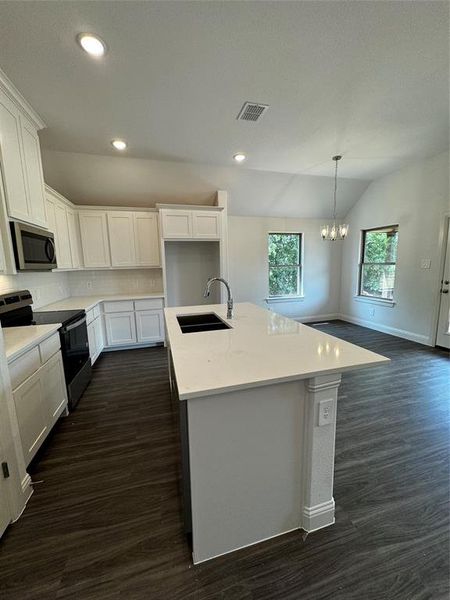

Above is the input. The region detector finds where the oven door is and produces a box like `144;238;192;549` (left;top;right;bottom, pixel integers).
10;222;57;271
59;316;90;384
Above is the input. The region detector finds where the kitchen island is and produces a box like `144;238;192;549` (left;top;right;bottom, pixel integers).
164;302;389;564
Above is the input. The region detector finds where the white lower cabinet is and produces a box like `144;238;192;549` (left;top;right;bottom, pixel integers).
42;352;67;424
10;336;68;466
136;310;164;343
87;313;104;364
13;371;47;465
105;311;137;346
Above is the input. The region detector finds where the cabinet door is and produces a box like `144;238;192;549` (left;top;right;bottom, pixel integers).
13;370;47;465
136;310;165;343
134;212;160;266
161;210;193;239
0;93;29;222
94;316;104;359
107;212;136;267
42;352;67;424
105;312;137;346
67;209;82;269
0;227;5;273
192;211;221;239
20;116;47;228
79;211;111;267
87;320;97;361
54;202;72;268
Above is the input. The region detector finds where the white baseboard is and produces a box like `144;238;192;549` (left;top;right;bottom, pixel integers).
302;499;335;532
338;313;432;346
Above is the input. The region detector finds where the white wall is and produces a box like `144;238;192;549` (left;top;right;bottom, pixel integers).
0;272;69;309
340;151;449;345
228;216;342;320
165;242;220;307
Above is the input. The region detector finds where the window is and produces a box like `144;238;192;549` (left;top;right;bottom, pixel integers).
268;233;302;297
359;225;399;300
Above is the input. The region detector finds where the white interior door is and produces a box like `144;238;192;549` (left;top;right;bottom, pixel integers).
436;221;450;349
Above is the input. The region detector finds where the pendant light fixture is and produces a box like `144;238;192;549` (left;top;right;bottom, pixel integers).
321;155;348;241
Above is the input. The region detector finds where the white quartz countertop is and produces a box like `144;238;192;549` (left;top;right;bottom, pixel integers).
4;324;61;362
165;302;390;400
38;293;165;312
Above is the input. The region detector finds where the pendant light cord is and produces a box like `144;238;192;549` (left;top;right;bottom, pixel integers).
333;158;338;223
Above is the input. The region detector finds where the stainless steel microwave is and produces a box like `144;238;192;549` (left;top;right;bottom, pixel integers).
9;222;57;271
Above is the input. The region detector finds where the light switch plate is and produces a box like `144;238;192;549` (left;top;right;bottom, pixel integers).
318;399;335;427
420;259;431;269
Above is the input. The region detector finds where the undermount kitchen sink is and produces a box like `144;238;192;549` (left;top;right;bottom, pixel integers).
176;313;231;334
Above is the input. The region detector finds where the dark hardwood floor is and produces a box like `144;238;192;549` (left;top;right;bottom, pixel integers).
0;321;449;599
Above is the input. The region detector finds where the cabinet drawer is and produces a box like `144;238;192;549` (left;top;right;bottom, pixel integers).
39;333;61;363
103;300;134;313
134;298;163;310
9;346;41;390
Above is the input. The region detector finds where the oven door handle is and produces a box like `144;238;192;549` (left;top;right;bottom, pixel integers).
61;316;87;333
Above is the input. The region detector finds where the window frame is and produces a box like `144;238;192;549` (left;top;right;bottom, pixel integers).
267;232;304;299
358;224;399;302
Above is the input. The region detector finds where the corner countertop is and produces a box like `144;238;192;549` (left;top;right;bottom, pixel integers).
164;302;390;400
4;324;61;363
38;293;165;313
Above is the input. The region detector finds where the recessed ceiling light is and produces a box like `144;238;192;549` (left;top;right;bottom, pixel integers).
233;153;246;163
77;33;107;57
111;139;127;151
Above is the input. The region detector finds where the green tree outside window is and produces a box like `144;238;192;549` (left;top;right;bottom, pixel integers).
359;226;399;300
268;233;302;296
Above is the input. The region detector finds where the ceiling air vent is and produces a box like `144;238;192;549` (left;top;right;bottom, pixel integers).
236;102;269;122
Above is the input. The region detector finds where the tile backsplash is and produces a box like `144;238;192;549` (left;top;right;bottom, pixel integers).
0;272;70;309
0;269;163;310
67;269;163;296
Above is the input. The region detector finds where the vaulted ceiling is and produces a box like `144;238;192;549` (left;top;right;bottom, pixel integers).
0;0;447;183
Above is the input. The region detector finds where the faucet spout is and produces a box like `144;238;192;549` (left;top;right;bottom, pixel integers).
203;277;234;319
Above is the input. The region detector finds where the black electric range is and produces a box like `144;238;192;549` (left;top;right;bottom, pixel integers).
0;290;92;410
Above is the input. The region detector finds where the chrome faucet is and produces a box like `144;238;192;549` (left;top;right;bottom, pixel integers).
203;277;234;319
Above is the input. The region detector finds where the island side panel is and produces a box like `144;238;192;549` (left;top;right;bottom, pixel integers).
187;380;305;564
302;374;341;532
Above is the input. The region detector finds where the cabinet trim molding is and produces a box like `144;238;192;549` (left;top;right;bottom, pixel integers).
0;67;45;130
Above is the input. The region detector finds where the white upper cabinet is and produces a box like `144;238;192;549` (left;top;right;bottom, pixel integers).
134;212;160;266
54;202;72;269
79;211;111;268
192;211;221;239
107;211;136;267
0;93;29;222
67;209;82;269
160;208;222;240
161;210;193;239
0;76;47;228
19;116;47;227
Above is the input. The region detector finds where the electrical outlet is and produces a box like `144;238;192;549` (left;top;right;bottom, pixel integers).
420;258;431;269
318;399;334;427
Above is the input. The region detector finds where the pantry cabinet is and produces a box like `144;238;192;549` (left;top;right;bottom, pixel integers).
79;211;111;268
160;208;221;240
0;83;47;228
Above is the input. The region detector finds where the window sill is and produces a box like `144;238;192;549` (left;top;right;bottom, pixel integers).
265;295;305;304
354;295;396;307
